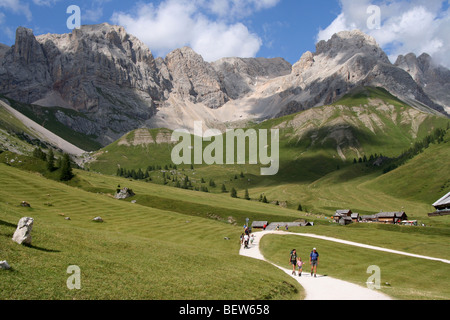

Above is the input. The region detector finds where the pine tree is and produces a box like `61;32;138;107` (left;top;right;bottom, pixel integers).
59;154;74;181
230;188;237;198
221;184;227;193
47;149;55;172
297;204;303;211
33;147;47;161
244;189;250;200
262;196;268;203
56;157;62;169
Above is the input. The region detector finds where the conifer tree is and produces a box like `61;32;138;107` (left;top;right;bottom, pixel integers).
59;154;74;181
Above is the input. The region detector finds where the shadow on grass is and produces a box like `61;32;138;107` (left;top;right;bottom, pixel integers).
24;244;61;253
0;219;16;228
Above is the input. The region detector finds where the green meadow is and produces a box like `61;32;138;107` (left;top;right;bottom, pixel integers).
0;164;304;300
1;86;449;300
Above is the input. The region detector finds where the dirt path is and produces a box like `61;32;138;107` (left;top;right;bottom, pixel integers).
240;231;450;300
240;231;394;300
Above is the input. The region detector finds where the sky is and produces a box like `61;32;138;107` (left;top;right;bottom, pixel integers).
0;0;449;67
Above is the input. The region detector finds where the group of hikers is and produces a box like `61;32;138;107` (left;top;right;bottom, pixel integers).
240;224;320;278
289;248;319;278
240;225;255;249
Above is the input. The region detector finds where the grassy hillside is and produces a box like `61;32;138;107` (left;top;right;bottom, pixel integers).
0;163;303;300
0;95;101;151
87;87;450;217
0;101;43;155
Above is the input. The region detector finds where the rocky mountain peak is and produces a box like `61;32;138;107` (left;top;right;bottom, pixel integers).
395;52;450;114
0;25;447;147
164;46;229;109
12;27;47;65
315;30;390;64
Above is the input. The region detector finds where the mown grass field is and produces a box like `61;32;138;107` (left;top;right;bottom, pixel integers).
1;86;449;301
0;164;304;300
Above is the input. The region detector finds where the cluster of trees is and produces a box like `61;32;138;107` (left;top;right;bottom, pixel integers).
33;147;74;181
352;153;385;164
116;163;182;180
382;127;448;174
117;167;151;180
230;187;250;200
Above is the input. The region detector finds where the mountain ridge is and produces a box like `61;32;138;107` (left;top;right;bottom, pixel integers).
0;23;448;146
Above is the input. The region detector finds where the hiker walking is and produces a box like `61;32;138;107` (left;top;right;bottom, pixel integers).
309;248;319;277
289;249;298;276
297;256;303;277
244;234;250;249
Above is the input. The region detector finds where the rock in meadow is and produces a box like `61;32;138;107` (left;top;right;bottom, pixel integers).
12;217;34;245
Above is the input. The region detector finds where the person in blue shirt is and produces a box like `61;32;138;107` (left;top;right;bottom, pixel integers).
309;248;319;278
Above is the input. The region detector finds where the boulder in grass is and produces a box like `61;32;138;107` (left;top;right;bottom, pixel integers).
20;201;31;208
12;217;34;245
0;261;11;270
114;188;135;200
93;217;104;223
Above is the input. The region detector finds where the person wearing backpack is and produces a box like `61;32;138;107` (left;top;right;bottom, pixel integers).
289;249;298;276
310;248;319;277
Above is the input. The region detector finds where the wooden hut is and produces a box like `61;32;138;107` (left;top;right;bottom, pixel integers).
351;213;361;223
374;212;407;224
429;192;450;216
333;210;352;223
252;221;269;229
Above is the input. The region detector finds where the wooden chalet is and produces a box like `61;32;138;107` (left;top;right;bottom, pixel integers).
351;213;361;223
361;212;408;224
429;192;450;217
374;212;408;224
252;221;269;229
333;210;352;223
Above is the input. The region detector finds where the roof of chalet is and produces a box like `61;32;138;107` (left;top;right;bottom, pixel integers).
433;192;450;208
375;212;406;218
334;210;352;216
251;221;268;227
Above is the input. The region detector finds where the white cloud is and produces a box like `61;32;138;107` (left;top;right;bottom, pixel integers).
0;0;32;20
205;0;280;19
31;0;59;6
317;0;450;68
111;0;277;61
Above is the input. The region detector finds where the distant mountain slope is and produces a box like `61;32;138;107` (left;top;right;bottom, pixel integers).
395;53;450;115
0;100;86;156
0;25;447;146
88;87;449;181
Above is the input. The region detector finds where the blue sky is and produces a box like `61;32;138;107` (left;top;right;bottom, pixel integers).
0;0;449;66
